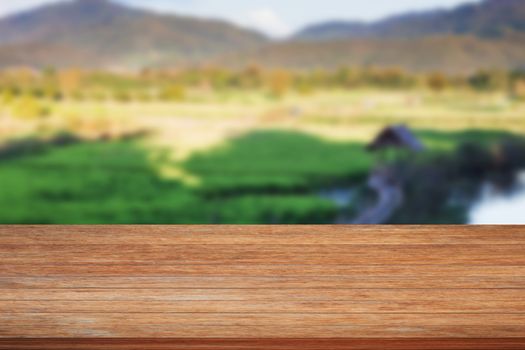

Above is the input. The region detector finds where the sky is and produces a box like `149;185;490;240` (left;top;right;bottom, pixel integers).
1;0;481;37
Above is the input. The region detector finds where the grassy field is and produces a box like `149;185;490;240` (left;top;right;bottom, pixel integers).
185;131;372;195
1;88;524;224
0;138;340;224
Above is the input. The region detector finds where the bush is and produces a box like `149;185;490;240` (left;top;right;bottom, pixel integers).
493;138;525;170
159;85;186;101
0;132;80;160
427;72;449;92
114;90;132;103
0;89;15;104
455;142;493;177
11;96;51;119
267;70;292;98
0;137;47;160
511;79;525;100
468;70;509;92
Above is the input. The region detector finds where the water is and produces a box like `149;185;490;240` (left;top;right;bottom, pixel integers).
319;187;356;208
469;171;525;224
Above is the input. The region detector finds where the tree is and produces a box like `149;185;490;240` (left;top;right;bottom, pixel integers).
334;67;350;87
372;67;412;89
11;95;50;120
268;69;292;98
468;70;509;92
510;70;525;100
159;85;186;101
0;89;14;104
114;90;132;103
511;79;525;100
427;72;448;93
58;68;83;97
239;64;264;89
4;67;38;96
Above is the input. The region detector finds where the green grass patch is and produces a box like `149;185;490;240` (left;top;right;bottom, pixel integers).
184;130;373;196
418;129;521;152
0;141;203;224
0;138;340;224
208;195;337;224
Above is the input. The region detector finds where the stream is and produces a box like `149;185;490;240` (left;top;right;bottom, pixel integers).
469;171;525;224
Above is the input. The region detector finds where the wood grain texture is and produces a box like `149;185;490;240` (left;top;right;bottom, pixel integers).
2;225;525;245
1;339;525;350
3;244;524;265
1;225;525;348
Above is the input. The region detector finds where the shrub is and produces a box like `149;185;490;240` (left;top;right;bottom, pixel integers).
114;90;132;103
469;70;509;92
11;96;51;120
159;85;186;101
455;142;493;177
267;69;292;98
427;72;449;92
0;89;15;104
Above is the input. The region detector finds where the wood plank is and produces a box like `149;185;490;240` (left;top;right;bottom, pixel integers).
3;299;525;314
1;225;525;343
6;312;524;327
1;225;525;245
2;264;524;280
2;244;524;265
2;288;523;301
1;313;525;338
1;339;525;350
2;275;525;289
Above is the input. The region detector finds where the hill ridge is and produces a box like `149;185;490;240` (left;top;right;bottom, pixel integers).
0;0;267;68
295;0;525;40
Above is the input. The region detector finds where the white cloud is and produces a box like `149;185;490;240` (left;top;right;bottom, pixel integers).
241;8;292;38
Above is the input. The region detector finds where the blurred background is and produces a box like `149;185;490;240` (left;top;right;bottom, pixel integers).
0;0;525;224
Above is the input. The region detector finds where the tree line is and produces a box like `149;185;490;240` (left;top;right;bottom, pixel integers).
1;65;525;103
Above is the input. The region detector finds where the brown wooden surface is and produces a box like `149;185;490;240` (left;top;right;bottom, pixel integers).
1;338;525;350
1;225;525;348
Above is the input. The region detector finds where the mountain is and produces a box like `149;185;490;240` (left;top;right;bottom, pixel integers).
229;0;525;74
295;0;525;41
0;0;523;73
228;33;525;74
0;0;267;68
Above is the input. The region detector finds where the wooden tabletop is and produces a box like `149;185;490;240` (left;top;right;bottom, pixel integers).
1;225;524;349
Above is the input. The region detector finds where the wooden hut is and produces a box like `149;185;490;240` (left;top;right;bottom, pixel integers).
367;125;424;152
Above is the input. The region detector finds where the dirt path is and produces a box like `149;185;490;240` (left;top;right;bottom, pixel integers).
350;169;404;225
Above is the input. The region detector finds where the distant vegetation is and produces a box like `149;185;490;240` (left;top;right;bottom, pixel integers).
1;66;524;106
